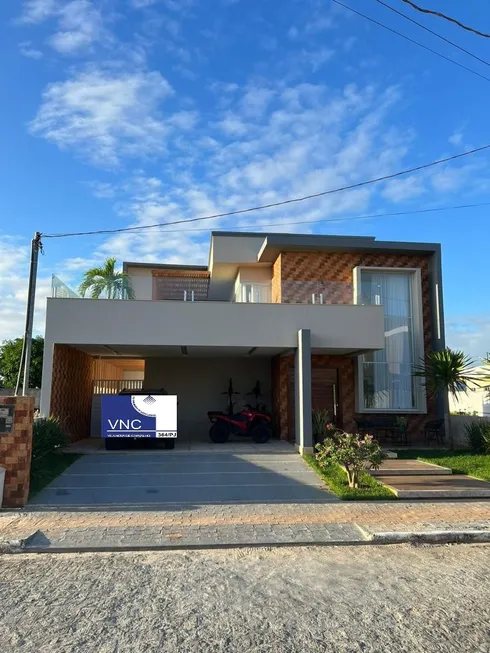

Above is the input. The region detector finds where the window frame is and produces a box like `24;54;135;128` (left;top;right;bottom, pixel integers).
353;266;427;414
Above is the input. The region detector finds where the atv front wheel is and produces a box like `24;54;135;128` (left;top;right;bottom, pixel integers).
250;423;270;443
209;420;230;443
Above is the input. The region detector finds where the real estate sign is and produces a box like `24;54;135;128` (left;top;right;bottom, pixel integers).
101;394;177;439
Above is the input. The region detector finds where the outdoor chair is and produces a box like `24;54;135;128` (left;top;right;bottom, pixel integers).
424;419;445;445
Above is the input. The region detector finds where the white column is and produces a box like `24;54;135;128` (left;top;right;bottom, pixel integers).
295;328;313;454
39;340;54;416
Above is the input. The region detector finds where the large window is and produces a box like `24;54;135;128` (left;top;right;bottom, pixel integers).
357;269;424;411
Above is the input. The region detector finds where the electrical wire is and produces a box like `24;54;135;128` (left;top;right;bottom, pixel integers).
141;201;490;234
399;0;490;39
42;142;490;238
332;0;490;83
375;0;490;68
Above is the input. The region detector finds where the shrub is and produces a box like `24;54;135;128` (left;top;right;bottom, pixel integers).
315;429;384;488
32;416;68;465
464;421;490;454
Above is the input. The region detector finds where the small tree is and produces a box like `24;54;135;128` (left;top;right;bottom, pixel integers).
79;258;135;299
315;430;384;489
413;348;480;449
0;336;44;388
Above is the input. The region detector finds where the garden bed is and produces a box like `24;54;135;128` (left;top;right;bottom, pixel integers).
303;455;397;501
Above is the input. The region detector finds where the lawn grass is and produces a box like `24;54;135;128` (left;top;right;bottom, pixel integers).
303;454;397;501
393;449;490;483
29;453;80;499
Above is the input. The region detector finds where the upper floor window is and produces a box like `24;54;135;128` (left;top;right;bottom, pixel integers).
235;282;271;303
355;268;425;412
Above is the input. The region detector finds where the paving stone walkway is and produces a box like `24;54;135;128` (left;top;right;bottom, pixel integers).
2;501;490;551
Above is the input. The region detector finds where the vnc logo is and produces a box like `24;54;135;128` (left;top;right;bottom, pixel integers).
101;394;178;439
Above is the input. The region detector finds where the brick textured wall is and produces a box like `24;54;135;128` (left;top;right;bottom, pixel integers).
50;345;94;443
0;396;34;508
270;250;438;442
271;355;291;440
271;254;282;303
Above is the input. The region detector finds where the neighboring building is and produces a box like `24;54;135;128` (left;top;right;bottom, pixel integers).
448;366;490;416
40;231;445;451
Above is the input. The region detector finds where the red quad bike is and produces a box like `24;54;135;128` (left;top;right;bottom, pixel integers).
207;379;272;444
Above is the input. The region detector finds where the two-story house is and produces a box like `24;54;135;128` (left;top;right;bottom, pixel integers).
40;231;445;452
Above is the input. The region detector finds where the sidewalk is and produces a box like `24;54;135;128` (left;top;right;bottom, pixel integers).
1;501;490;552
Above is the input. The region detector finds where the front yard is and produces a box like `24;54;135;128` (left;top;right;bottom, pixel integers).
303;455;396;500
306;446;490;500
395;449;490;483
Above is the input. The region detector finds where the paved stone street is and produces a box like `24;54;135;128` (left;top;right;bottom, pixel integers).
1;545;489;652
2;500;490;551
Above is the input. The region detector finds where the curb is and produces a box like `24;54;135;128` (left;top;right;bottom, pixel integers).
362;529;490;545
0;530;39;554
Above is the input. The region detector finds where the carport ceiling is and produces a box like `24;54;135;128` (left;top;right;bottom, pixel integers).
72;344;288;358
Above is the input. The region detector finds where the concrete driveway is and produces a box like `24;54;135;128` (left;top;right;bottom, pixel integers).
28;442;337;508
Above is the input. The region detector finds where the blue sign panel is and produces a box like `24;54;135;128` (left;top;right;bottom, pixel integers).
101;394;177;439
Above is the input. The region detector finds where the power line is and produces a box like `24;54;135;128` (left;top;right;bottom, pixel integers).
332;0;490;83
145;201;490;234
375;0;490;68
42;142;490;238
399;0;490;39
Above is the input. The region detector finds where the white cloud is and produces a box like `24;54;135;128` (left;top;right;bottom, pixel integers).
241;87;275;118
218;114;249;137
446;315;490;360
30;69;176;166
20;0;58;24
131;0;159;7
19;41;43;59
20;0;109;55
301;47;335;72
449;130;463;146
49;0;106;54
382;175;426;203
0;238;50;342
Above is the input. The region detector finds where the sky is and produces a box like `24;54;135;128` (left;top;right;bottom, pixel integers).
0;0;489;360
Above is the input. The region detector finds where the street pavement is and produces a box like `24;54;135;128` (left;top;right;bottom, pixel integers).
1;545;489;652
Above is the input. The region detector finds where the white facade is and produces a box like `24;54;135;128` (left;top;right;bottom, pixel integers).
449;367;490;416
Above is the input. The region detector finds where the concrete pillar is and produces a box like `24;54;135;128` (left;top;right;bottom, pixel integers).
39;339;54;417
295;329;313;454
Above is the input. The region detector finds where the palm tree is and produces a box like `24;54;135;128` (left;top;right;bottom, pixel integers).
413;348;480;449
78;258;135;300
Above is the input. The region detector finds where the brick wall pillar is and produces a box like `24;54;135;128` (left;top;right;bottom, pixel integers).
0;396;34;508
50;345;94;443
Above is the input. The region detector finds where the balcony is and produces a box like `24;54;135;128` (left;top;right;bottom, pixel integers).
44;297;385;354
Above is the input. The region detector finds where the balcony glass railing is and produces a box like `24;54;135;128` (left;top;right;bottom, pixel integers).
281;280;354;305
234;282;272;304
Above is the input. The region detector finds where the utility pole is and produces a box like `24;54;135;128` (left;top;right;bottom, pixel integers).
15;232;43;396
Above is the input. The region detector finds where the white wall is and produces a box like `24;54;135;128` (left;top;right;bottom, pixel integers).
237;267;272;283
144;357;272;441
126;266;152;300
450;415;490;449
210;235;266;267
448;368;490;417
43;299;385;350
